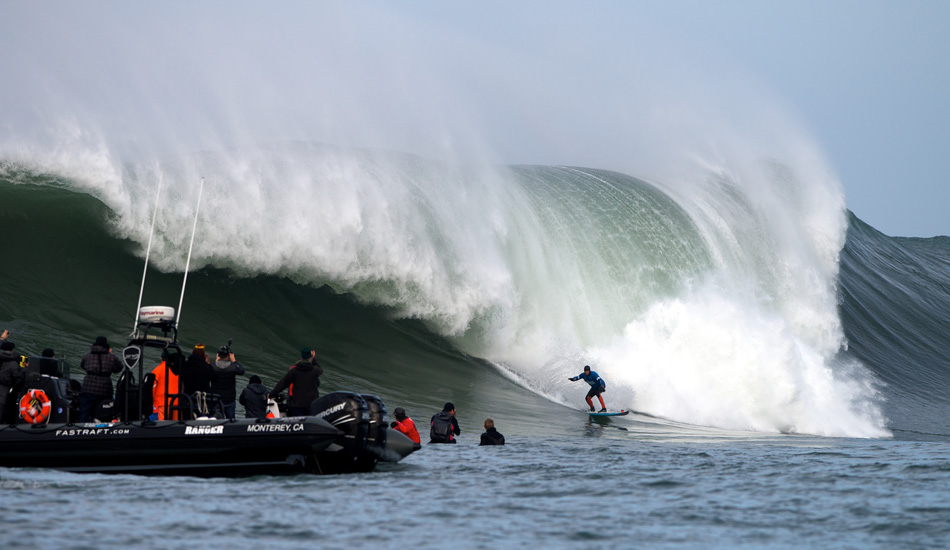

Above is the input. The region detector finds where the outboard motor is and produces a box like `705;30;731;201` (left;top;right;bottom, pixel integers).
354;394;389;472
309;392;369;474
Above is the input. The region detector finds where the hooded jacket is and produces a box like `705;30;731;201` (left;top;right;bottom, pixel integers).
269;358;323;410
211;359;245;404
239;381;269;419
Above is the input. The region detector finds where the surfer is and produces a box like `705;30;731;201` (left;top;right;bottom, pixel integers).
569;365;607;412
479;418;505;445
429;402;461;444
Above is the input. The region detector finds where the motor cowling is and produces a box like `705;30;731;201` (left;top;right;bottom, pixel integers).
354;394;389;472
309;392;369;474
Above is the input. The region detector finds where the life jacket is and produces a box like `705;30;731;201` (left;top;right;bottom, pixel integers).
430;411;455;443
151;361;180;420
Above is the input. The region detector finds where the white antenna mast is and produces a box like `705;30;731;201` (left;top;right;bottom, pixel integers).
176;177;205;326
131;171;164;336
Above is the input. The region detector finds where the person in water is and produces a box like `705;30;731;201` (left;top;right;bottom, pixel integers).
211;346;245;419
390;407;421;444
269;348;323;417
78;336;124;422
479;418;505;446
569;365;607;412
430;402;461;444
240;375;269;419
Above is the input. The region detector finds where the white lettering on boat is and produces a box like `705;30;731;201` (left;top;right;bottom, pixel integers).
184;425;224;435
314;403;345;419
245;423;305;433
55;428;131;436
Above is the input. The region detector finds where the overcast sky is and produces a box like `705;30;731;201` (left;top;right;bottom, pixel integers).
401;1;949;237
2;1;947;237
631;1;950;238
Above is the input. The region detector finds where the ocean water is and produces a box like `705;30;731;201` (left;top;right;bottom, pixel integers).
2;427;949;549
4;4;950;548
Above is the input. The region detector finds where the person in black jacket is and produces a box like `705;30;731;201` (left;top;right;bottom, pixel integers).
429;402;461;444
240;375;269;419
181;343;214;395
479;418;505;446
78;336;124;422
0;339;23;423
211;346;245;419
178;343;215;418
269;348;323;417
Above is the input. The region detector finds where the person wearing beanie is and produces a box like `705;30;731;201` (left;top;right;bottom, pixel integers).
390;406;421;444
179;343;215;418
211;345;245;420
239;374;269;419
181;343;213;394
268;347;324;417
479;418;505;446
0;338;22;423
79;336;123;422
429;402;461;444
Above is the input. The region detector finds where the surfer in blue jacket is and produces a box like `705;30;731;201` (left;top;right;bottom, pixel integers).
569;365;607;412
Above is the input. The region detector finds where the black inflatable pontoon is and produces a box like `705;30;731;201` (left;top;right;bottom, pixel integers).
0;310;418;476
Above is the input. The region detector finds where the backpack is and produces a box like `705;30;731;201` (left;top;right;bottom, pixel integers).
430;411;454;443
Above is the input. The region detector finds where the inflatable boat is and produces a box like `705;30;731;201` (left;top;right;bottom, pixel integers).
0;308;419;476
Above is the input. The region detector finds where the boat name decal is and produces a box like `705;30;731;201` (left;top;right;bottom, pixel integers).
184;425;225;435
314;403;346;419
55;428;131;436
246;423;305;433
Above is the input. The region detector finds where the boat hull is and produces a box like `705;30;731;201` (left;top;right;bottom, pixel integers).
0;417;342;477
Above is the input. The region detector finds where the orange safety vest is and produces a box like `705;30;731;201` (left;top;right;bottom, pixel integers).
151;361;180;420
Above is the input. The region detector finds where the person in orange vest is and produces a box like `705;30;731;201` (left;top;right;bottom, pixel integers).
151;351;181;420
390;407;421;444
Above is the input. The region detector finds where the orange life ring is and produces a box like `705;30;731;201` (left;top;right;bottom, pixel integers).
19;389;52;424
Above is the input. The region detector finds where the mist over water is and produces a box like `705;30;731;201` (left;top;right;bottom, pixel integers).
0;3;890;437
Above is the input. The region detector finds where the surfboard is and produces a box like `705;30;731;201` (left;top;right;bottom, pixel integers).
588;409;629;417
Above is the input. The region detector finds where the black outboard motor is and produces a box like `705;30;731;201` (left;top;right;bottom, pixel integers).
354;394;389;472
309;392;369;474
